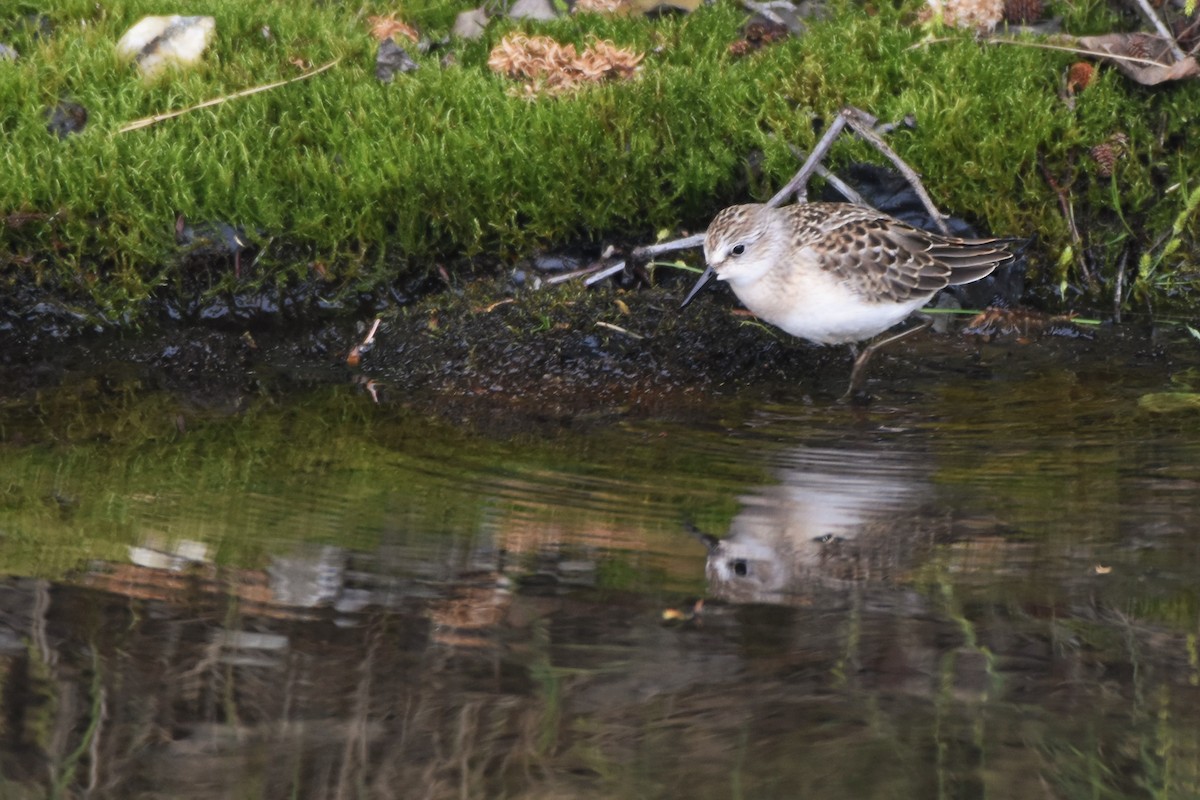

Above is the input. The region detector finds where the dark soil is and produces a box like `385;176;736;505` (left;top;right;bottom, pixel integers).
2;240;1101;435
0;269;858;430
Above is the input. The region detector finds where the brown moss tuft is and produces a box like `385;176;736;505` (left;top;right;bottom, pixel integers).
487;33;644;97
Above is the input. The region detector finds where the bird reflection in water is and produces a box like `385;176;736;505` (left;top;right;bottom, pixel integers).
698;445;933;606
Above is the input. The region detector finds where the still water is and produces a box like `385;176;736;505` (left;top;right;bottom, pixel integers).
2;325;1200;799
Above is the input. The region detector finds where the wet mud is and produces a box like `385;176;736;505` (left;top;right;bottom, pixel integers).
0;273;855;428
8;250;1128;434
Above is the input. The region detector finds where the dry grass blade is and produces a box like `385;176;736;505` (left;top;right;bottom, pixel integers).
117;58;342;133
981;36;1199;83
595;321;644;339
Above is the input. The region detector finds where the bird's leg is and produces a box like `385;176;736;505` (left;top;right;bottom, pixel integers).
841;317;934;401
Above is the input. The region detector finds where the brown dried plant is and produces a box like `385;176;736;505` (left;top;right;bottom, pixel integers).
487;33;644;96
368;13;419;42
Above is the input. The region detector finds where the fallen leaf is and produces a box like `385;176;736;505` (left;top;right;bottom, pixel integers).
962;306;1082;340
575;0;630;14
368;14;419;43
1075;33;1200;85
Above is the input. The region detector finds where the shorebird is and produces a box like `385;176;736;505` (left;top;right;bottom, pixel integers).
681;202;1013;397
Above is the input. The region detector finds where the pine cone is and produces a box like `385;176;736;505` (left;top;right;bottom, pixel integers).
1090;133;1128;178
1066;61;1094;92
1003;0;1042;23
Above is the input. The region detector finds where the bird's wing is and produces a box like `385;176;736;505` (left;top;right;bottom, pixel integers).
785;204;1011;303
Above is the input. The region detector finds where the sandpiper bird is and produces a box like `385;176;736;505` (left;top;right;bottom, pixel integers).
681;202;1013;396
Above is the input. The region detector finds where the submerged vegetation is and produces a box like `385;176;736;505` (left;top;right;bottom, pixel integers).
1;0;1198;322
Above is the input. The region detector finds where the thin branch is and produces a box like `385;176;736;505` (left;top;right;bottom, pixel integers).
1113;247;1127;324
839;107;951;234
584;261;626;286
117;58;342;133
787;144;866;203
545;263;604;284
1128;0;1187;61
625;233;705;265
629;106;951;266
595;320;645;339
767;112;847;206
598;105;963;284
1039;153;1094;294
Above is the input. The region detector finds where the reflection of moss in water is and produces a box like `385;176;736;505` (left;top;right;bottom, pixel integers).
1035;685;1200;799
929;367;1126;529
0;381;764;579
594;557;682;594
904;555;1200;798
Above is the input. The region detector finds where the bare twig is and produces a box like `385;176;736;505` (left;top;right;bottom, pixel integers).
636;233;706;259
767;112;848;206
595;320;645;339
1038;153;1094;294
1113;247;1127;323
117;58;341;133
545;263;606;284
839;108;951;234
786;144;865;204
769;108;949;233
1128;0;1186;61
623;233;705;267
587;106;961;284
584;262;627;286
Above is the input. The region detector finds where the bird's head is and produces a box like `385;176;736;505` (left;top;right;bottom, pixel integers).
681;204;780;309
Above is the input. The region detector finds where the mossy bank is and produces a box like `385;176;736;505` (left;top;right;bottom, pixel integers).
1;0;1199;327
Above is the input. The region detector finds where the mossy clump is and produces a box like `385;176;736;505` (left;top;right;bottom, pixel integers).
1;0;1198;322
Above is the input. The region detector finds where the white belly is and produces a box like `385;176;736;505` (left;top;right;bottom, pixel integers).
725;272;929;345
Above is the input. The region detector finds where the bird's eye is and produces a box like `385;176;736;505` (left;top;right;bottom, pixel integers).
730;244;746;257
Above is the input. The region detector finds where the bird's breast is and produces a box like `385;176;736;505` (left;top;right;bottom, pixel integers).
726;258;927;345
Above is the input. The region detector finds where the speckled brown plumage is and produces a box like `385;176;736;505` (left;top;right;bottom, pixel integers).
709;202;1008;305
693;202;1012;348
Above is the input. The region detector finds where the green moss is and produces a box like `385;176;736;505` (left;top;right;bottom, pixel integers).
0;376;759;579
2;0;1199;319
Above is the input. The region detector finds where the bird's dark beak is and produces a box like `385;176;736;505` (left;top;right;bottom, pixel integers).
680;265;715;309
684;520;721;553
